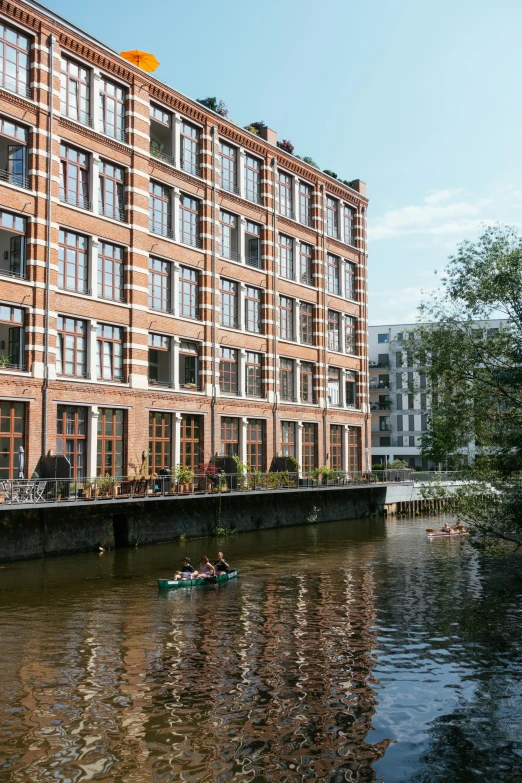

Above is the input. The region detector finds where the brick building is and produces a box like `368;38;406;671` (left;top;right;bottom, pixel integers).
0;0;369;481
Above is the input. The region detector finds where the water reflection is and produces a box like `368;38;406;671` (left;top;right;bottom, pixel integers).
1;517;522;781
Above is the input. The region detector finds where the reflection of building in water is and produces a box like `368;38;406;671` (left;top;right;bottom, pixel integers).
147;567;391;780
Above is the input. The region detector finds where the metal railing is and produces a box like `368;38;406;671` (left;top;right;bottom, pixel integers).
0;267;27;280
247;255;262;269
0;470;417;505
148;377;172;387
278;207;296;220
150;144;175;167
180;159;202;178
0;73;31;100
221;249;241;263
100;204;126;222
0;168;29;189
0;361;25;371
219;179;240;195
60;191;92;211
179;232;202;249
245;190;261;204
61;106;93;127
149;221;174;240
59;283;91;296
100;123;127;144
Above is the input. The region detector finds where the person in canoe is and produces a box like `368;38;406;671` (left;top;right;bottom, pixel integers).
440;522;451;533
174;557;197;580
214;551;230;574
199;555;216;580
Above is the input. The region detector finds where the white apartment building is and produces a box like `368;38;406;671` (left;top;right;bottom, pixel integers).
368;321;507;469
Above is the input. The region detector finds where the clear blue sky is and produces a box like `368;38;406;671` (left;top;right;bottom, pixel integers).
44;0;522;323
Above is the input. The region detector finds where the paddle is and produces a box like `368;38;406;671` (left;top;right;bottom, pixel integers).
426;528;434;532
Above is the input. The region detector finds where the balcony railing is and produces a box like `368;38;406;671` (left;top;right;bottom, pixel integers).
0;168;29;189
100;204;126;222
221;249;241;263
300;214;314;228
148;377;172;387
60;191;92;211
61;106;93;127
0;470;418;505
149;302;174;315
99;291;125;303
0;267;27;280
59;284;91;296
219;179;240;195
0;72;31;100
247;254;262;269
57;371;91;379
279;207;296;220
180;159;202;178
100;123;127;144
149;221;174;240
300;271;313;286
0;360;26;371
178;309;201;320
179;232;202;249
150;144;175;167
245;189;261;204
221;318;239;329
100;122;127;144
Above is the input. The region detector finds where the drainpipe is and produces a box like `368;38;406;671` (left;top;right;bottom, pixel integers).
42;34;56;460
362;205;370;472
321;184;327;465
211;125;217;457
271;157;278;464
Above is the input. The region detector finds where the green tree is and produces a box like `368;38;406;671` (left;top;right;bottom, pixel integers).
409;225;522;551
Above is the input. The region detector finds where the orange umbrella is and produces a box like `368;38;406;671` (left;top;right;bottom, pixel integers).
120;50;159;72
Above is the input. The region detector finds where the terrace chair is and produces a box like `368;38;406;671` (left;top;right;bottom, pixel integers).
33;480;47;502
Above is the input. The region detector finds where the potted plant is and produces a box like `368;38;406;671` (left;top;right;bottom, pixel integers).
197;462;219;492
174;464;194;493
277;139;294;155
0;355;11;368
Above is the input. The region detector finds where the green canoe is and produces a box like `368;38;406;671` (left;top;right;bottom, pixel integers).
158;569;238;590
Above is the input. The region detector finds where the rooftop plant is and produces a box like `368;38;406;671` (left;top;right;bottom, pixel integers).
277;139;294;155
244;120;266;136
197;97;229;118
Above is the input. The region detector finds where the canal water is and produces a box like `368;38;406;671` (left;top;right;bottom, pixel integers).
1;516;522;782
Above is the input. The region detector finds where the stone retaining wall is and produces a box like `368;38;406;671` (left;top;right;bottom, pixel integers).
0;486;387;563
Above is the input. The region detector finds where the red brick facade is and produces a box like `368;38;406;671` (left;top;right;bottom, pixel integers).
0;0;369;480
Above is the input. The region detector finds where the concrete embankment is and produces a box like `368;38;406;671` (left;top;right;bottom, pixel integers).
0;485;387;563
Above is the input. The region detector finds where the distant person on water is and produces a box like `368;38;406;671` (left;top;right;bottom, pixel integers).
175;557;197;580
441;522;451;533
214;552;230;574
199;556;215;579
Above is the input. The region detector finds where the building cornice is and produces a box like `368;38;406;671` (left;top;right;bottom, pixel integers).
11;0;368;204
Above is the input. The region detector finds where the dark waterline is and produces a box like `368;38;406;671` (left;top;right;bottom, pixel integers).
1;516;522;782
